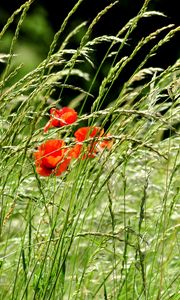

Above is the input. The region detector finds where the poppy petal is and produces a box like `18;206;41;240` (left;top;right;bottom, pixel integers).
34;139;70;177
36;165;52;176
44;107;77;132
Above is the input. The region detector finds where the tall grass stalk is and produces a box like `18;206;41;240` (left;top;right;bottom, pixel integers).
0;1;179;299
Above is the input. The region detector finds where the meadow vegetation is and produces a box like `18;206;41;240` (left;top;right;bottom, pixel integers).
0;0;179;299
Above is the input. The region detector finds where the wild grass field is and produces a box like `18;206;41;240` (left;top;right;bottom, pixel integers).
0;0;179;299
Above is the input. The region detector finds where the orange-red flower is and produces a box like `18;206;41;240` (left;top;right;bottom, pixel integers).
74;126;104;142
34;139;71;176
98;133;114;151
71;126;104;159
70;128;114;159
44;107;77;132
67;144;82;159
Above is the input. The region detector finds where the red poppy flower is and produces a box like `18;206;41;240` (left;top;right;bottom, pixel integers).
34;139;71;176
44;107;77;132
74;127;104;142
72;126;104;158
67;144;82;159
98;133;114;151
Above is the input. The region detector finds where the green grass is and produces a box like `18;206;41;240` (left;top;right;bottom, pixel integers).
0;0;180;299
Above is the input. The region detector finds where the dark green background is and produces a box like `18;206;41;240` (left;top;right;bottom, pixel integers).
0;0;179;112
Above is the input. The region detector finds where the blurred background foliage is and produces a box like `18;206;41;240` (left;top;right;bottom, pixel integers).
0;0;179;112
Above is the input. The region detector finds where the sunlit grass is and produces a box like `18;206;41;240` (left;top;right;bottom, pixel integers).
0;0;179;299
